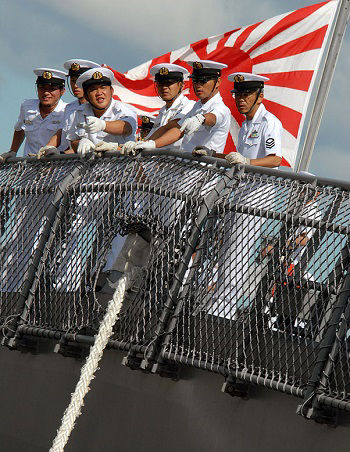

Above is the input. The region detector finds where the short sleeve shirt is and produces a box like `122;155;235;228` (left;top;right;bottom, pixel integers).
149;94;195;148
237;104;282;160
14;98;67;156
178;93;231;153
66;98;137;145
60;99;81;151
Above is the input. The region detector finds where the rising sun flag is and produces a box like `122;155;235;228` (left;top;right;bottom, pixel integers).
106;1;338;168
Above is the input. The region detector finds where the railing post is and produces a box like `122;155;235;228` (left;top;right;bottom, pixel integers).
297;268;350;423
2;163;83;348
134;165;241;372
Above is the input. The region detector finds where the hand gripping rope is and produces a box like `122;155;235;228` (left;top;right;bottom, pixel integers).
49;275;127;452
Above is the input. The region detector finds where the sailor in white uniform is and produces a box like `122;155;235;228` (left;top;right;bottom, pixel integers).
226;72;282;167
209;73;282;319
119;63;194;154
146;63;194;147
122;60;230;155
53;68;137;290
37;59;102;158
67;67;137;156
1;68;67;161
138;116;155;141
0;68;67;293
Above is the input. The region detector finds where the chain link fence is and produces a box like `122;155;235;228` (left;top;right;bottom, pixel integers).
1;152;350;415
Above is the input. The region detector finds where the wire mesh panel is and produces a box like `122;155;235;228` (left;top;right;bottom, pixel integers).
161;170;350;397
24;155;225;353
316;277;350;411
0;160;81;335
319;327;350;411
3;154;350;410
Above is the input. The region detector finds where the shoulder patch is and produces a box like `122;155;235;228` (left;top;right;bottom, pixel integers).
266;138;275;149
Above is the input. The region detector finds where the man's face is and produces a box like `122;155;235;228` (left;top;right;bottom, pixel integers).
70;76;84;99
192;77;220;101
234;90;263;115
155;79;183;102
86;84;113;110
37;83;64;107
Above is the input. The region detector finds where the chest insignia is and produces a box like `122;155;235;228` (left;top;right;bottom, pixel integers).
24;120;32;125
51;120;61;124
249;129;259;138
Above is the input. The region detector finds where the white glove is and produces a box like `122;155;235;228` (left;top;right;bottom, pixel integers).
77;138;95;157
225;152;250;165
37;145;59;159
80;116;106;134
180;113;205;135
0;151;16;163
95;141;119;152
121;141;137;155
133;140;156;151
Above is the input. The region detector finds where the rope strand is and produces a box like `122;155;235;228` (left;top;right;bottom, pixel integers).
49;275;127;452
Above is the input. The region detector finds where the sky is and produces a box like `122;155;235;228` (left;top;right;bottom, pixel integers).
1;0;349;181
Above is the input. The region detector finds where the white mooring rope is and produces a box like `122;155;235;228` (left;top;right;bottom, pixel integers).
49;275;127;452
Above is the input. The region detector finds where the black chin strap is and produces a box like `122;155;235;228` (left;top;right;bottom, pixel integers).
68;80;74;97
168;90;181;104
244;87;262;117
201;77;219;103
155;82;183;105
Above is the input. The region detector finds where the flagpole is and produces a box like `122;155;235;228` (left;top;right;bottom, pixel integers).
297;0;350;172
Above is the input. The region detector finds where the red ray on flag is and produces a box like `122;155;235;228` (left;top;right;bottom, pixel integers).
106;1;337;168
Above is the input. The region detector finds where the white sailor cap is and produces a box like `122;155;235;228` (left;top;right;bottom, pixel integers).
76;67;115;89
228;72;269;93
150;63;189;81
34;68;67;86
64;59;101;77
188;60;228;79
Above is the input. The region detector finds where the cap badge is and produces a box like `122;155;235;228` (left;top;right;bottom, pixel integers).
92;71;103;80
159;67;169;75
71;62;80;71
142;116;150;123
43;71;52;80
234;74;245;83
193;62;203;69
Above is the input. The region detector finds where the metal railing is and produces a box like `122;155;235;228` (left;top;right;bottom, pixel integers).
1;150;350;419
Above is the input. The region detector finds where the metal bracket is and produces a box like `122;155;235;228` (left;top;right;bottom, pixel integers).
54;336;89;360
151;361;180;381
2;335;47;355
297;403;338;427
122;355;145;371
221;376;250;399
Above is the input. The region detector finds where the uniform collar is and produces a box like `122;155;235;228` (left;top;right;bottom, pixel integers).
45;98;66;113
33;98;66;116
159;93;185;114
199;92;222;109
68;99;81;108
248;103;266;124
167;93;186;111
